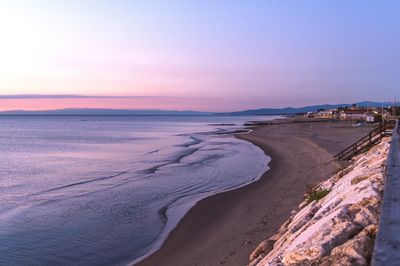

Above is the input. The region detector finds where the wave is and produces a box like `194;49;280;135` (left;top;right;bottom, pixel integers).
175;136;202;147
29;171;130;197
28;135;208;197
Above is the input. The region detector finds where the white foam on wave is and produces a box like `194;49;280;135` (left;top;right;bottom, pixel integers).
130;135;270;265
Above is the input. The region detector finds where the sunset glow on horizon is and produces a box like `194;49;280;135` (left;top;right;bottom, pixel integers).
1;1;399;111
0;96;256;112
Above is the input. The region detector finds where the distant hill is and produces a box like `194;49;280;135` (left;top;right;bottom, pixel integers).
0;101;394;116
0;108;213;116
225;101;393;115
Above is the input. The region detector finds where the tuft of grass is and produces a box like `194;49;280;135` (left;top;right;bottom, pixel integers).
367;229;376;240
305;183;331;203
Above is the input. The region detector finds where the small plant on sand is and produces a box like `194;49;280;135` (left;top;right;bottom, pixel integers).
305;183;331;203
366;228;377;240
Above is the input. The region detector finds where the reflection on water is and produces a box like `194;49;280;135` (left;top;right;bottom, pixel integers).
0;115;274;265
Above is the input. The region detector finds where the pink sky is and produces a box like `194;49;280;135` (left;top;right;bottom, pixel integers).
0;1;398;112
0;97;277;112
0;98;202;111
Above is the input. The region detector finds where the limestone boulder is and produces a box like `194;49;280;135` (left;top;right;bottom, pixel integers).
330;224;377;265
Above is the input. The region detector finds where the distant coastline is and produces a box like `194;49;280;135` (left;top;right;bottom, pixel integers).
0;100;394;116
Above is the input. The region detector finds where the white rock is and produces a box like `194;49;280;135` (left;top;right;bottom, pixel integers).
253;138;389;266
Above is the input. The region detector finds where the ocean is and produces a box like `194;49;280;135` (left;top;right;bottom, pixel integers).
0;115;275;265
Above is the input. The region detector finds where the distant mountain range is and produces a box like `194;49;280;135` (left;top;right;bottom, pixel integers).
224;101;393;115
0;101;394;116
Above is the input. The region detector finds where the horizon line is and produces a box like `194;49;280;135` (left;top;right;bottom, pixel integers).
0;94;172;99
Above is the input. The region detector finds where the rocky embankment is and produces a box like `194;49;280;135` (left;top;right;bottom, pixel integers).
249;138;390;266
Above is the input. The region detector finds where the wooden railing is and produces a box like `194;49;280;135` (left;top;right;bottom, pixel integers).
334;122;394;161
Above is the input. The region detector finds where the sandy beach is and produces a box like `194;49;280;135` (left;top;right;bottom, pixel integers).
137;120;371;266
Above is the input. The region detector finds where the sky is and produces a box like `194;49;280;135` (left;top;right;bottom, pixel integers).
0;0;399;112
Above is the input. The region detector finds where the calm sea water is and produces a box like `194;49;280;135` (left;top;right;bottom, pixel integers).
0;115;274;265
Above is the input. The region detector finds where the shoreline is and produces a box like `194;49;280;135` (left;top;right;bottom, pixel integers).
131;152;271;265
131;125;272;265
137;120;370;266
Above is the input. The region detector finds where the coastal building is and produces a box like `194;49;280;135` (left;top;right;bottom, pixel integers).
304;112;315;118
315;110;336;119
366;115;375;123
339;109;368;121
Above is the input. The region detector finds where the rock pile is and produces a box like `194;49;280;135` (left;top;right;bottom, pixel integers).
249;138;390;266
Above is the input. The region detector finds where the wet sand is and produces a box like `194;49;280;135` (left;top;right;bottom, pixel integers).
137;120;371;266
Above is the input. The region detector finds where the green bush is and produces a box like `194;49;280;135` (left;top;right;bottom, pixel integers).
305;183;330;203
